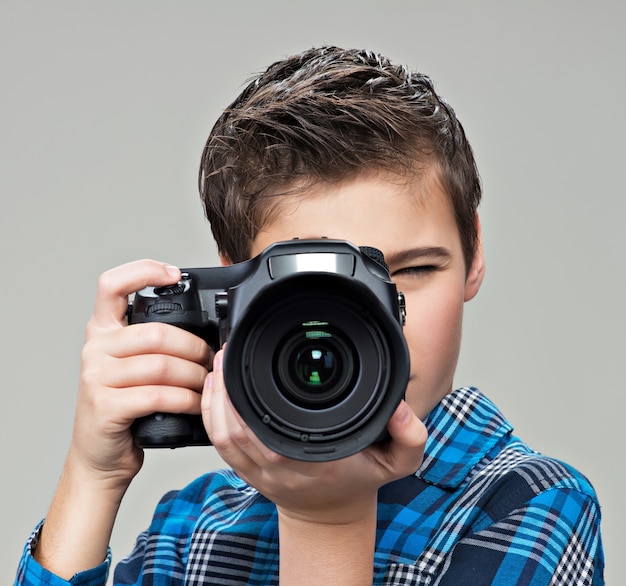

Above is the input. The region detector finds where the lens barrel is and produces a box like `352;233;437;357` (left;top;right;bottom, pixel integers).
223;275;408;461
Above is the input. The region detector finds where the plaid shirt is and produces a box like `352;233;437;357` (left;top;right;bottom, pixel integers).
16;387;604;585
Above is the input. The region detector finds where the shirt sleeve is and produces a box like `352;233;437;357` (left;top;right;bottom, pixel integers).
434;488;604;586
14;521;110;586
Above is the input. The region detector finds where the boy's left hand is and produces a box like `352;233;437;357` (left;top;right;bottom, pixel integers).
202;348;427;525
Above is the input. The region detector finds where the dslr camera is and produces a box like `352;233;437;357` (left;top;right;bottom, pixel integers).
128;239;409;461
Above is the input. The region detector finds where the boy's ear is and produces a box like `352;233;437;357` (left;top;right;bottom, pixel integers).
464;215;486;302
219;254;232;267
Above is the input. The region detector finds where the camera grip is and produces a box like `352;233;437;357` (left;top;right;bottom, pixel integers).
132;413;211;448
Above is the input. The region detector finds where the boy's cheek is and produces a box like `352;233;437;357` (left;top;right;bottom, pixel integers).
401;289;465;417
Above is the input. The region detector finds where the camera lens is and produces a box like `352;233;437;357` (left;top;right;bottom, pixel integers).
275;322;357;409
294;344;338;388
222;273;409;462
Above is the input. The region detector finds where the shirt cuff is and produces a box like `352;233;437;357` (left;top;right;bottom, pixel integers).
15;521;111;586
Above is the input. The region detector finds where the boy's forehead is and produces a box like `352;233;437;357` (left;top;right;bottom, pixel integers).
266;166;445;218
250;168;461;258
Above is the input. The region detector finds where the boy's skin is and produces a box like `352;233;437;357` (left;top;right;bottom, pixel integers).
34;165;485;584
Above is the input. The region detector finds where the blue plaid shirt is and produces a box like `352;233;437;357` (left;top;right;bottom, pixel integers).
16;387;604;585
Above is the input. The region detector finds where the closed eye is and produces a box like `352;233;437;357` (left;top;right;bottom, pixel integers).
392;265;439;277
385;247;452;278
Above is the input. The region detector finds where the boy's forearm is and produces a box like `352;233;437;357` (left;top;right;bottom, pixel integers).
34;457;127;580
277;497;377;586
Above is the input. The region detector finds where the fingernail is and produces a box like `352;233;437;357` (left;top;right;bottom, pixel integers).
394;401;410;424
165;265;181;278
213;351;223;371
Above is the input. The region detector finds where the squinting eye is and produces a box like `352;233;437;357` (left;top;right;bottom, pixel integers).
394;265;438;277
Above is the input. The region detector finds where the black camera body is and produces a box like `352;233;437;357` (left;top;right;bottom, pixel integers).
128;239;409;461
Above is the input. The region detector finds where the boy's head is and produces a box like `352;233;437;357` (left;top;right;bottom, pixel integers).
199;46;481;270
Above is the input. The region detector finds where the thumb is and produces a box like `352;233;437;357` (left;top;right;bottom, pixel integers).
383;401;428;475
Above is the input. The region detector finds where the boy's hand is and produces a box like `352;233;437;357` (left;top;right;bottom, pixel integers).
202;348;427;524
203;347;426;584
68;259;213;492
36;259;214;579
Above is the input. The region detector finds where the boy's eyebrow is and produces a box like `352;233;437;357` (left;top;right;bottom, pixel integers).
384;246;453;266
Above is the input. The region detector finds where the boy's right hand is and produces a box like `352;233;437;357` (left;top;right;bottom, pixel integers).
35;260;213;579
69;259;213;493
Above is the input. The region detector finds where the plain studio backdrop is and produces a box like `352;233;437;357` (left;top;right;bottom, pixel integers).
1;2;623;583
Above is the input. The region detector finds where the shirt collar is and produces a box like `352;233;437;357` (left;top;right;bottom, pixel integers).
416;387;513;490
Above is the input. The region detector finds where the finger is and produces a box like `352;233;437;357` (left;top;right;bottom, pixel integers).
202;351;236;447
90;384;203;424
90;260;181;330
221;387;270;462
202;352;264;473
95;322;213;366
378;401;428;475
96;354;209;392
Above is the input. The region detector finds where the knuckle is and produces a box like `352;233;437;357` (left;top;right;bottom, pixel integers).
80;339;95;364
85;385;116;418
96;268;118;295
145;386;167;410
194;337;213;364
79;343;106;385
147;354;172;381
180;329;211;364
84;317;103;341
230;426;250;447
137;322;170;350
179;388;201;412
210;430;231;452
265;450;286;466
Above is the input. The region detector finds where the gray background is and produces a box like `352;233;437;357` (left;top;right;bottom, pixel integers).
1;2;623;583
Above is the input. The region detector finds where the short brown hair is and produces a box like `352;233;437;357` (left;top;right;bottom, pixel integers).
199;46;481;269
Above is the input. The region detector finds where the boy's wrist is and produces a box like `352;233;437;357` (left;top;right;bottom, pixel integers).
277;497;377;585
33;455;130;579
65;435;141;496
276;492;378;526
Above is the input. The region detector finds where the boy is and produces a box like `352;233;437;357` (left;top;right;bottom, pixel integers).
16;46;604;585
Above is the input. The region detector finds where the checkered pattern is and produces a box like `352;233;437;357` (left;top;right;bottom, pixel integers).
15;388;604;585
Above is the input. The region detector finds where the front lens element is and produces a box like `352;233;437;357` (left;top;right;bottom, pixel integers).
294;343;339;389
275;322;356;409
